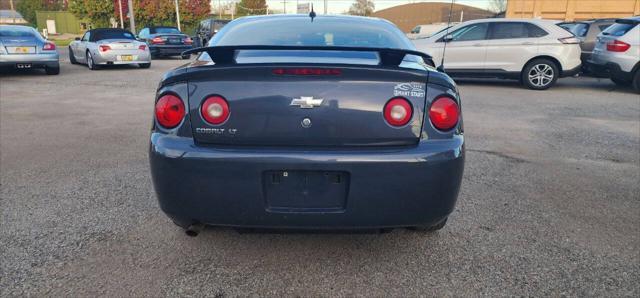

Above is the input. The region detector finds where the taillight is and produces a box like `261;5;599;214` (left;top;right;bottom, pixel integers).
183;37;193;45
383;97;413;127
99;45;111;52
155;94;185;129
558;36;580;44
201;96;230;125
272;68;342;75
429;96;459;131
138;44;147;51
151;37;164;44
42;42;56;51
607;40;630;52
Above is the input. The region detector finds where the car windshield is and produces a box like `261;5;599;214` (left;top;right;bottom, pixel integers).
92;30;135;41
153;27;181;34
0;26;37;38
559;23;588;37
602;21;638;37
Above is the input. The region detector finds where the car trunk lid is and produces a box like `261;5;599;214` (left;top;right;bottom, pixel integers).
1;37;38;54
187;65;428;147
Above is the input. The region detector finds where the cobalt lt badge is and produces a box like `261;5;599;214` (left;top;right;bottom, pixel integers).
301;117;312;128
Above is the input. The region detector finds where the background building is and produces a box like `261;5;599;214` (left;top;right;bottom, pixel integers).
0;9;27;24
507;0;640;21
371;2;495;33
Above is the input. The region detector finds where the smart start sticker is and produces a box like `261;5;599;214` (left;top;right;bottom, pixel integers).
394;82;426;98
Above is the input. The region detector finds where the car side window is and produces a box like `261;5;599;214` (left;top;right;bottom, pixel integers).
598;24;612;32
448;23;489;41
139;28;149;39
527;24;549;37
490;22;530;39
81;32;90;42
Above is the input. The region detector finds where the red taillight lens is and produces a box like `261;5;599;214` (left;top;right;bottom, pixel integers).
383;97;413;127
99;45;111;52
138;44;147;51
42;42;56;51
606;40;630;52
272;68;342;75
429;96;459;131
201;96;230;125
151;37;164;44
183;37;193;45
155;94;185;129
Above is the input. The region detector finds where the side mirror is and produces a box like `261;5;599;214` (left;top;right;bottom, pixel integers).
443;34;454;43
75;37;81;41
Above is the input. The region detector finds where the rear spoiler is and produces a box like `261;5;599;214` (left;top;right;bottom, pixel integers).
182;45;434;67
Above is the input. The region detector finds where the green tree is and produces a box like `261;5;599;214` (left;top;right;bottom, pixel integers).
69;0;114;28
135;0;210;33
235;0;266;17
348;0;374;16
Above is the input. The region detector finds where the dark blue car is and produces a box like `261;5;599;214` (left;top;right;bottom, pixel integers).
149;15;464;236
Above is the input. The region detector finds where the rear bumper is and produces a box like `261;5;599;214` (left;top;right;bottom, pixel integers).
586;60;634;81
0;53;59;68
93;50;150;65
149;133;465;229
149;45;192;56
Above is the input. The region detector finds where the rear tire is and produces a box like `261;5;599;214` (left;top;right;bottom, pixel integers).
68;47;78;64
632;70;640;94
86;51;99;70
139;63;151;69
521;58;559;90
45;66;60;75
408;217;448;232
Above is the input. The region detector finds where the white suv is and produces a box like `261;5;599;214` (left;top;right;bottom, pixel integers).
414;19;582;90
588;16;640;93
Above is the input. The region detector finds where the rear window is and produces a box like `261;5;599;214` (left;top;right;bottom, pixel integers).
602;21;637;37
152;27;181;34
92;30;135;41
559;22;589;37
212;17;411;49
0;26;37;38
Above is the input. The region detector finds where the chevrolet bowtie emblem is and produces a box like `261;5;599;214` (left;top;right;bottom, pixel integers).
290;96;324;109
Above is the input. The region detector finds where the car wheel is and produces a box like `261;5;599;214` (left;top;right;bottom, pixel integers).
139;63;151;69
45;66;60;75
86;51;99;70
611;77;632;87
632;70;640;94
181;54;191;60
521;59;559;90
68;47;77;64
408;217;448;232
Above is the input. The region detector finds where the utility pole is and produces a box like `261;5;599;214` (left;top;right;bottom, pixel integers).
174;0;181;31
128;0;136;34
9;0;15;23
283;0;287;14
118;0;124;28
324;0;327;14
218;0;222;18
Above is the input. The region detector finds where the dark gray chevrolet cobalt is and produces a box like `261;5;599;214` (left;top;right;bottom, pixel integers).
149;15;464;236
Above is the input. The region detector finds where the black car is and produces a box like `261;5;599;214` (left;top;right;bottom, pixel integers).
558;19;615;66
137;26;192;59
149;15;464;236
194;18;229;47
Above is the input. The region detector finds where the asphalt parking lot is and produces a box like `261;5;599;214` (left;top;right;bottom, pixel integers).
1;47;638;297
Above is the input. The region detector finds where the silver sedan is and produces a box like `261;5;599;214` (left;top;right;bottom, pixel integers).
0;25;60;75
69;28;151;70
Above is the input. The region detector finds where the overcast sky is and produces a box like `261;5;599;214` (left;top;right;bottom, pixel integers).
217;1;494;14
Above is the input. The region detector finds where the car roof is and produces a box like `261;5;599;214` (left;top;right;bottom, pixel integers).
228;14;396;28
462;18;561;25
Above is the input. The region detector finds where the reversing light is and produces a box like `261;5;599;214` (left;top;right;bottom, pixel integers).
99;45;111;52
42;42;56;51
155;94;185;129
201;96;230;125
607;40;630;52
383;97;413;127
429;96;459;131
